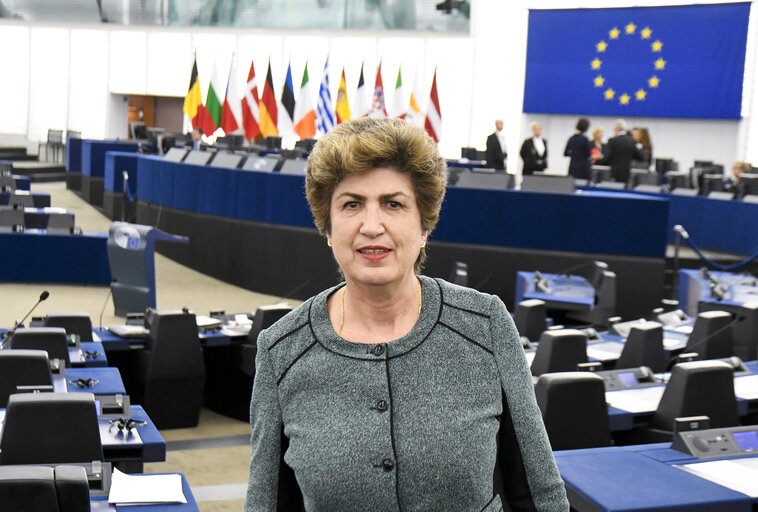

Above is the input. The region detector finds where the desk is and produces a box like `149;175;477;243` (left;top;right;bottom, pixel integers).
22;207;74;230
90;473;198;511
81;140;139;206
555;443;755;511
678;268;758;316
12;174;31;191
63;367;126;396
0;190;50;207
515;271;595;312
93;327;246;352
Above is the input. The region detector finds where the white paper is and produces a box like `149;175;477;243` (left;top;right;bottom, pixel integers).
91;330;101;342
605;385;666;413
676;458;758;498
108;468;186;505
734;375;758;400
586;342;623;361
663;335;687;350
525;351;536;366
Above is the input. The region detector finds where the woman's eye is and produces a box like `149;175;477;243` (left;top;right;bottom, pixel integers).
387;201;401;209
344;201;359;209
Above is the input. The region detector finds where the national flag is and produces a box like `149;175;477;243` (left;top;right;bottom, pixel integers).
198;60;223;136
241;58;261;141
407;65;425;127
316;57;335;135
368;62;387;118
354;62;370;118
335;67;351;124
278;61;296;138
259;61;278;138
425;68;441;142
294;62;316;140
523;3;750;119
220;55;242;135
389;66;406;119
183;57;202;127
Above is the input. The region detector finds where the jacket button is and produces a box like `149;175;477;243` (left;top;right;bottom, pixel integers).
372;344;385;356
381;458;394;471
376;400;388;412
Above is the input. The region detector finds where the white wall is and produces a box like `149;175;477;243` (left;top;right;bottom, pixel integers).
0;0;756;167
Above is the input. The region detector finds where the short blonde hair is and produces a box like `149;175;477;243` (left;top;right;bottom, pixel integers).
305;118;447;271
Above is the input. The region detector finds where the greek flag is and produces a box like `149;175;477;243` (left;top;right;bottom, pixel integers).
317;58;335;135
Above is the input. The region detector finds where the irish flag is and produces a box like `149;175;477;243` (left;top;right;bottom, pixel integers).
294;62;316;140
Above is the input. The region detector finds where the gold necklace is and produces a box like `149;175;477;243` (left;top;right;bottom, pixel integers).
339;281;423;337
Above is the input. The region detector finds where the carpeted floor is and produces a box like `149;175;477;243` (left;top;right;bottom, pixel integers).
1;181;304;510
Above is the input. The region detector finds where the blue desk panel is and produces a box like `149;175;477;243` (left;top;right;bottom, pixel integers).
66;367;126;395
80;341;108;366
12;174;31;191
82;140;139;178
136;156;669;258
101;404;165;463
515;271;595;311
555;444;751;511
0;191;50;207
94;327;243;352
0;232;111;284
66;137;83;172
105;151;139;194
678;268;758;316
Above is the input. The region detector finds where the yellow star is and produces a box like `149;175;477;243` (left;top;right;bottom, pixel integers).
596;40;608;53
609;27;620;39
591;58;602;70
651;40;663;52
641;27;652;39
625;22;637;34
635;89;647;101
593;75;605;87
619;93;631;105
648;76;660;88
604;88;615;100
654;57;666;70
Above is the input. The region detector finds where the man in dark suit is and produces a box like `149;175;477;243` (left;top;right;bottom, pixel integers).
485;119;507;171
519;122;548;175
599;119;641;184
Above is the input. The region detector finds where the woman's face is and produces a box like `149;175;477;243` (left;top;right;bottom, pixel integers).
328;167;427;288
632;129;642;142
594;130;603;141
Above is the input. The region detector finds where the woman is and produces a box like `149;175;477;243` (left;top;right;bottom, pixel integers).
244;118;568;512
590;126;605;164
564;117;592;179
631;127;653;168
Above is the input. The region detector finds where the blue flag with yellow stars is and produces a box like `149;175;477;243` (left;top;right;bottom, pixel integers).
523;3;750;119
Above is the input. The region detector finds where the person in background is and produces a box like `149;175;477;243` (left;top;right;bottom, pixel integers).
520;122;548;175
190;127;203;151
590;126;605;164
731;161;752;183
631;127;653;169
485;119;507;171
564;117;592;180
599;119;641;184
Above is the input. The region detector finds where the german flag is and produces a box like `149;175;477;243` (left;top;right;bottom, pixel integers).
259;61;278;137
183;57;202;127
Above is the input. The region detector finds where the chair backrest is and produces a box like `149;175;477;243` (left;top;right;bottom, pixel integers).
0;465;59;512
535;372;612;450
44;313;92;341
513;299;547;342
0;349;53;408
0;175;16;191
54;465;90;512
247;305;294;345
45;213;75;234
530;329;588;376
685;310;734;359
0;207;24;230
146;312;204;379
9;327;71;367
47;130;63;145
732;302;758;361
8;193;34;208
616;322;666;373
0;393;103;465
652;361;739;431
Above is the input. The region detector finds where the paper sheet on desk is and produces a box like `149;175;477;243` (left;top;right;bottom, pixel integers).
605;386;666;413
676;458;758;497
586;342;622;361
108;468;186;505
734;375;758;400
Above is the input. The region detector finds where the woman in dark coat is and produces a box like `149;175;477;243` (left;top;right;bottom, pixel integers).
564;117;592;180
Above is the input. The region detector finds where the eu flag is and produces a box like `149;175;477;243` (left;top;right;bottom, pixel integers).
523;3;750;119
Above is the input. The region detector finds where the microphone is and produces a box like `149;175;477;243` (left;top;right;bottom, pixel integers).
6;290;50;338
534;271;553;294
700;267;729;301
99;279;117;330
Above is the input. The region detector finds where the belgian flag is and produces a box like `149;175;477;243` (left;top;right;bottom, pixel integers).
259;61;278;137
183;57;202;127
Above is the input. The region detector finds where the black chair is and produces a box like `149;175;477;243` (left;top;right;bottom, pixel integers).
685;310;734;360
530;329;588;376
646;361;739;441
0;466;59;512
513;299;547;342
535;372;612;450
449;262;468;287
205;305;293;422
128;311;205;429
732;302;758;361
0;350;54;407
8;327;71;367
0;393;103;465
44;312;93;341
46;129;64;163
0;207;23;232
8;193;34;208
53;466;90;512
616;322;666;373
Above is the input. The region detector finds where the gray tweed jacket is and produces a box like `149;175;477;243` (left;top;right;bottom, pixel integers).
244;276;569;512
